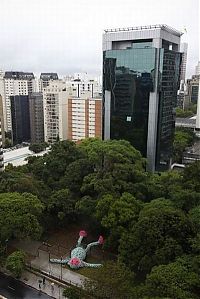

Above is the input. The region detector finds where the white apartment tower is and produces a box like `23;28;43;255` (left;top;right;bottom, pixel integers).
180;43;188;82
0;72;35;132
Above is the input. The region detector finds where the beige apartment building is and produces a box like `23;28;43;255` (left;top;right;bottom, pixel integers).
43;81;102;144
67;96;102;142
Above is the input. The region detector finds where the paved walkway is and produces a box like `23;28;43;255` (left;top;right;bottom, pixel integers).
11;239;87;287
20;270;66;299
30;250;86;287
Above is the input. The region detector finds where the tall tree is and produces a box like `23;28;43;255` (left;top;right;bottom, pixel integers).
119;199;195;274
0;192;44;243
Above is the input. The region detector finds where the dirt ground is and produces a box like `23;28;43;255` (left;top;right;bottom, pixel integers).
39;224;116;264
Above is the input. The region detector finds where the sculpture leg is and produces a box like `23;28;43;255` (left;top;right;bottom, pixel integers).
77;230;87;247
85;236;104;253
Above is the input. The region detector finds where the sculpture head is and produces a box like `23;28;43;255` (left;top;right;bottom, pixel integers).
68;257;82;269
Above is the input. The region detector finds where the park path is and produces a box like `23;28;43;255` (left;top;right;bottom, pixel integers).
20;270;65;298
11;239;87;287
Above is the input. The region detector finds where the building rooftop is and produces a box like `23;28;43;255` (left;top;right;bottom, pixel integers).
104;24;183;37
3;146;49;167
4;71;35;80
40;73;59;80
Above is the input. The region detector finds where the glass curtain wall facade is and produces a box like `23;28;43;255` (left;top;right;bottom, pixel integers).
10;95;31;144
103;43;181;171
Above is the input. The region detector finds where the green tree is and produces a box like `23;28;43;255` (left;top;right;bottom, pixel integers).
0;192;43;243
176;107;194;118
147;171;182;201
173;128;195;163
119;199;195;274
144;258;200;299
80;138;146;197
63;287;81;299
83;261;135;299
182;161;200;192
0;170;50;201
29;142;48;153
47;189;77;224
96;193;143;250
27;140;83;189
6;250;26;278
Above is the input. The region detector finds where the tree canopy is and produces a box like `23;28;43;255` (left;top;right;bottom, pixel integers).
1;139;200;298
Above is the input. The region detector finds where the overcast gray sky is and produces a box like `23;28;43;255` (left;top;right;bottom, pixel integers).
0;0;199;78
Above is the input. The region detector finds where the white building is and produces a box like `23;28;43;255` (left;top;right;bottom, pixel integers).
195;62;200;76
0;72;36;132
43;80;69;143
43;80;102;144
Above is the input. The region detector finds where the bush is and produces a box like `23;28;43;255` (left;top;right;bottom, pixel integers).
6;250;26;278
63;287;81;299
29;142;48;153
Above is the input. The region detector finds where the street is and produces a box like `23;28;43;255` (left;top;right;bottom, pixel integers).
0;272;53;299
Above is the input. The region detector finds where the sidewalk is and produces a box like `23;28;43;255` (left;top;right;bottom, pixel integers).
20;270;66;299
11;239;86;287
30;250;86;287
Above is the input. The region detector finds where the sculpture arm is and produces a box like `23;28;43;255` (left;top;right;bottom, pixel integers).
82;261;102;268
50;257;70;264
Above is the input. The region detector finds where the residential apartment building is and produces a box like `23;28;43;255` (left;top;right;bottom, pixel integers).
66;77;102;99
103;24;182;172
29;92;44;143
1;71;35;132
67;95;102;141
195;62;200;76
180;43;188;82
0;95;4;171
43;80;67;143
39;73;59;92
186;75;199;104
43;81;102;144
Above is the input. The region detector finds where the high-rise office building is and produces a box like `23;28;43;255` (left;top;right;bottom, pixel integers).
29;92;44;143
103;24;182;172
10;95;30;144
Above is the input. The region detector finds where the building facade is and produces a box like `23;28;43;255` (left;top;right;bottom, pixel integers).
10;95;31;144
186;75;199;104
29;93;44;143
180;43;188;83
66;78;102;99
1;72;35;132
0;95;4;170
43;81;102;144
103;24;182;172
195;62;200;76
39;73;59;92
43;80;67;143
67;96;102;142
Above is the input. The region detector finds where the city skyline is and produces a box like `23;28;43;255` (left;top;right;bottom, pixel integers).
0;0;199;77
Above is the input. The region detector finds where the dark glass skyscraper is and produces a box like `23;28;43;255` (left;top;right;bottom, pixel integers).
10;95;30;144
103;25;182;171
